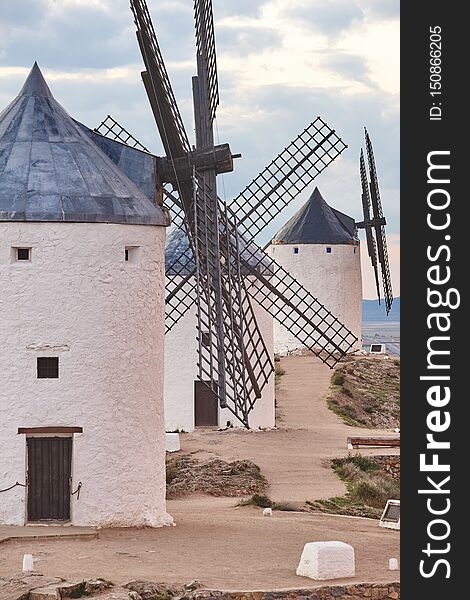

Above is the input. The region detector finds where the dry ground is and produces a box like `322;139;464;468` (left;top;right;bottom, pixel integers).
0;355;400;590
0;498;399;591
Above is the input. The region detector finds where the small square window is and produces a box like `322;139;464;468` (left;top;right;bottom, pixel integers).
326;247;332;254
125;246;140;264
16;247;31;261
37;357;59;379
294;247;299;254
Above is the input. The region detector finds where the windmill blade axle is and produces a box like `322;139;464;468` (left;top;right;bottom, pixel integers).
356;217;386;229
159;143;234;184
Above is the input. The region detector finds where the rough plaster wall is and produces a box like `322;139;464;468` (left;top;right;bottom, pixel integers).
269;243;363;355
164;277;275;431
0;222;172;527
163;281;198;433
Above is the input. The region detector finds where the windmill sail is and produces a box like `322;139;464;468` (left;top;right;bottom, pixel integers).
364;129;393;314
101;0;360;424
360;149;381;302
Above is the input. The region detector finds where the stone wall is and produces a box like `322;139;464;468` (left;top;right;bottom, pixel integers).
371;456;400;481
0;577;400;600
196;583;400;600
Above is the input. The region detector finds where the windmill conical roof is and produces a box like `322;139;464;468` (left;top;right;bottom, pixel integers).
272;187;357;245
0;63;167;225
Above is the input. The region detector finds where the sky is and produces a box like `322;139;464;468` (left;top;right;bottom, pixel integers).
0;0;399;299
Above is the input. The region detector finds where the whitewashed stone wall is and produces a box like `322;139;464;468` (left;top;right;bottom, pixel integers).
269;243;363;355
164;277;275;431
0;222;171;527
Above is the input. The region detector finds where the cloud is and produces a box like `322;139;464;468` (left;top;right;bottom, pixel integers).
215;0;266;19
361;0;400;19
0;0;48;26
320;51;374;88
288;0;364;37
217;26;282;57
1;1;138;69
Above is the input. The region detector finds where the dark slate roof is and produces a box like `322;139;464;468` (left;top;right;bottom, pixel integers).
0;63;168;226
272;187;358;245
76;122;158;202
165;227;272;276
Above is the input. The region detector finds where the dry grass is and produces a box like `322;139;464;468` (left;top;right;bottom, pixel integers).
328;357;400;428
238;493;297;512
307;454;400;518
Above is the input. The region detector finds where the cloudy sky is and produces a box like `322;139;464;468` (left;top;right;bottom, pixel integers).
0;0;399;299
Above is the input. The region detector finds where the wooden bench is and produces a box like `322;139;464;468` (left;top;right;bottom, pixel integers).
347;436;400;449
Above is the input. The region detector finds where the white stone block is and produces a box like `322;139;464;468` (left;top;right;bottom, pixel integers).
165;433;181;453
389;558;399;571
22;554;34;572
263;508;272;516
296;541;355;580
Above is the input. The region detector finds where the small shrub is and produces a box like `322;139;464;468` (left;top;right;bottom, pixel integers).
239;493;273;508
342;404;357;419
332;371;345;386
337;454;379;473
275;362;286;381
166;459;179;485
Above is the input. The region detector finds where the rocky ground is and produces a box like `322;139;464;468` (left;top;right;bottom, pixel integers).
166;457;268;499
0;574;400;600
0;575;203;600
327;356;400;429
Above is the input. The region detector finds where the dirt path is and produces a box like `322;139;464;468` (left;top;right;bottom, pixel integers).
0;498;399;591
181;355;399;503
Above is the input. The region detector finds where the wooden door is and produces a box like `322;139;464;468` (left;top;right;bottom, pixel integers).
194;380;218;427
27;437;72;522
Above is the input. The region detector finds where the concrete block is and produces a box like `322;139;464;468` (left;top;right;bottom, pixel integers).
389;558;399;571
296;541;355;580
22;554;34;572
165;433;181;453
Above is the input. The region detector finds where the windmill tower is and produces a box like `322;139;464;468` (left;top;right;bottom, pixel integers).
0;64;172;527
269;187;363;356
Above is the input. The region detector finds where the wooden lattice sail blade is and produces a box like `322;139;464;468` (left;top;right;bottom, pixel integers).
194;0;219;124
94;115;151;153
240;247;358;368
232;118;347;242
131;0;191;160
364;129;393;314
360;150;381;304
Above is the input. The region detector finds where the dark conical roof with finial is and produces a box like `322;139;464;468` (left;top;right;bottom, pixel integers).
272;187;357;245
0;63;167;225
